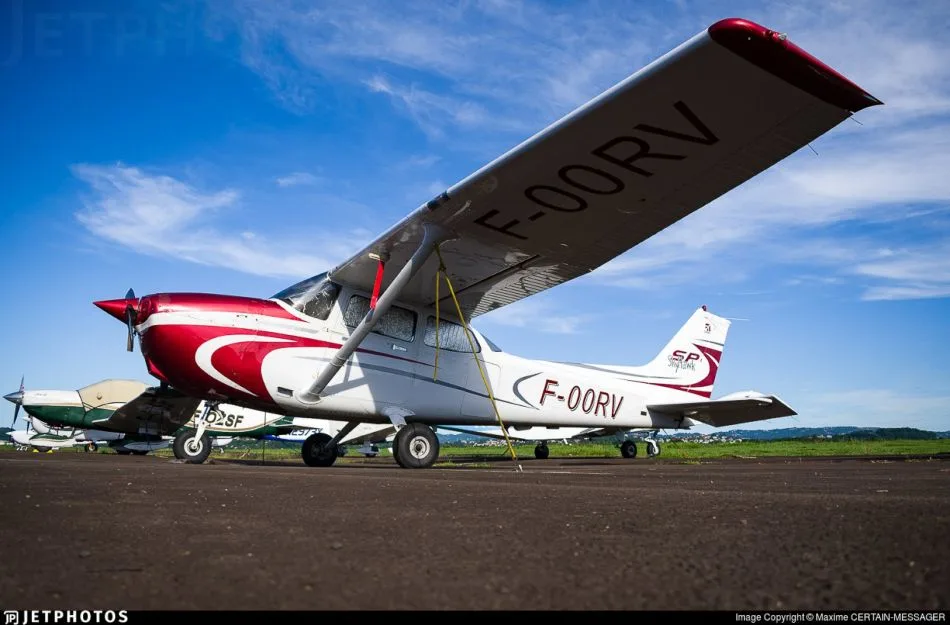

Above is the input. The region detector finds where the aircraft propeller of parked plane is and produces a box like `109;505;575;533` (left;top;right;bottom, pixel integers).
93;18;880;469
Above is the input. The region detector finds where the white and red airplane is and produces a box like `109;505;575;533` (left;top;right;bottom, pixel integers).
92;18;881;469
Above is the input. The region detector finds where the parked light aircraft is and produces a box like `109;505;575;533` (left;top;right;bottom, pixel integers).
93;18;880;470
3;378;393;462
6;415;114;452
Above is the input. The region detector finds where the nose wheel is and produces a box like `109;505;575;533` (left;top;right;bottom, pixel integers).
534;443;549;460
173;429;212;464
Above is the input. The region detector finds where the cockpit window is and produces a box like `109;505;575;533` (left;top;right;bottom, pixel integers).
271;272;341;321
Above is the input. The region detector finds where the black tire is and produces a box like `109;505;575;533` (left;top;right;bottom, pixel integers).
173;430;212;464
392;430;407;468
620;440;637;459
302;433;338;467
534;444;549;460
85;442;98;453
393;424;439;469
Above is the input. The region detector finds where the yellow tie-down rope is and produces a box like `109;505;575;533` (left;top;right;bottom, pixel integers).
433;246;522;471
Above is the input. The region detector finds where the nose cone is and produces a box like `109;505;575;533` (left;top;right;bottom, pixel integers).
3;390;23;405
94;298;137;322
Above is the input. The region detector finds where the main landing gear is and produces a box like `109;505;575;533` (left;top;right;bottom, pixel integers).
534;443;549;460
619;431;662;459
302;432;338;467
301;421;360;468
620;440;638;458
392;423;440;469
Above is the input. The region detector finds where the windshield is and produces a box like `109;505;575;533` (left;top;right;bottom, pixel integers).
271;272;341;321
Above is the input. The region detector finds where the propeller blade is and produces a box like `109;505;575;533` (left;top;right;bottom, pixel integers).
125;289;137;352
93;289;138;352
126;307;135;352
7;375;24;426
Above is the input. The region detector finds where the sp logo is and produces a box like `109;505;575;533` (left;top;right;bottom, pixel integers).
668;350;700;372
671;350;700;363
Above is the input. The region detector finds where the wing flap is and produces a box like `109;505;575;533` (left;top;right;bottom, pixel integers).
323;19;880;319
648;392;797;427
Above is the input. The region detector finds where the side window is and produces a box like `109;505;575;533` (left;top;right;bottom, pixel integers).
343;295;417;342
424;316;479;353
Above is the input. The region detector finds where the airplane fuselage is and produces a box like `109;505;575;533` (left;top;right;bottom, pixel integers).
118;285;717;431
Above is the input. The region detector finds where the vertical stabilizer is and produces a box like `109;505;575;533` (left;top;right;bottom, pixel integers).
631;307;731;399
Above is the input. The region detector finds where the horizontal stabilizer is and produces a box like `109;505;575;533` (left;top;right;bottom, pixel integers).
647;391;796;427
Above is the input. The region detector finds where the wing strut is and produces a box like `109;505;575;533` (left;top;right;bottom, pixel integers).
298;223;450;404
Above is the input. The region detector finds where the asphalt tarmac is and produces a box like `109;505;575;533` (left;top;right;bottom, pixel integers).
0;450;947;611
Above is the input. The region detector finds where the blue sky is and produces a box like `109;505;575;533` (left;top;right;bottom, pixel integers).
1;0;948;434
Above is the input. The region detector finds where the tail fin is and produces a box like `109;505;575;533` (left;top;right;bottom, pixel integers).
633;306;731;399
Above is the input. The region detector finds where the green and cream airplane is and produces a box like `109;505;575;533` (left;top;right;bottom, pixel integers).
4;378;394;462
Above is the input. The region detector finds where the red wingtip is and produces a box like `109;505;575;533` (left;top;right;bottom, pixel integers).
708;17;883;112
94;298;136;322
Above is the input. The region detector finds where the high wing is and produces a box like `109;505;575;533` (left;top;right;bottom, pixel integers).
325;18;881;319
648;391;797;428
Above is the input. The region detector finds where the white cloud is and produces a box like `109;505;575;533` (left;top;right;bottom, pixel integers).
209;0;660;135
72;163;367;278
855;243;950;300
581;123;950;299
275;171;322;187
